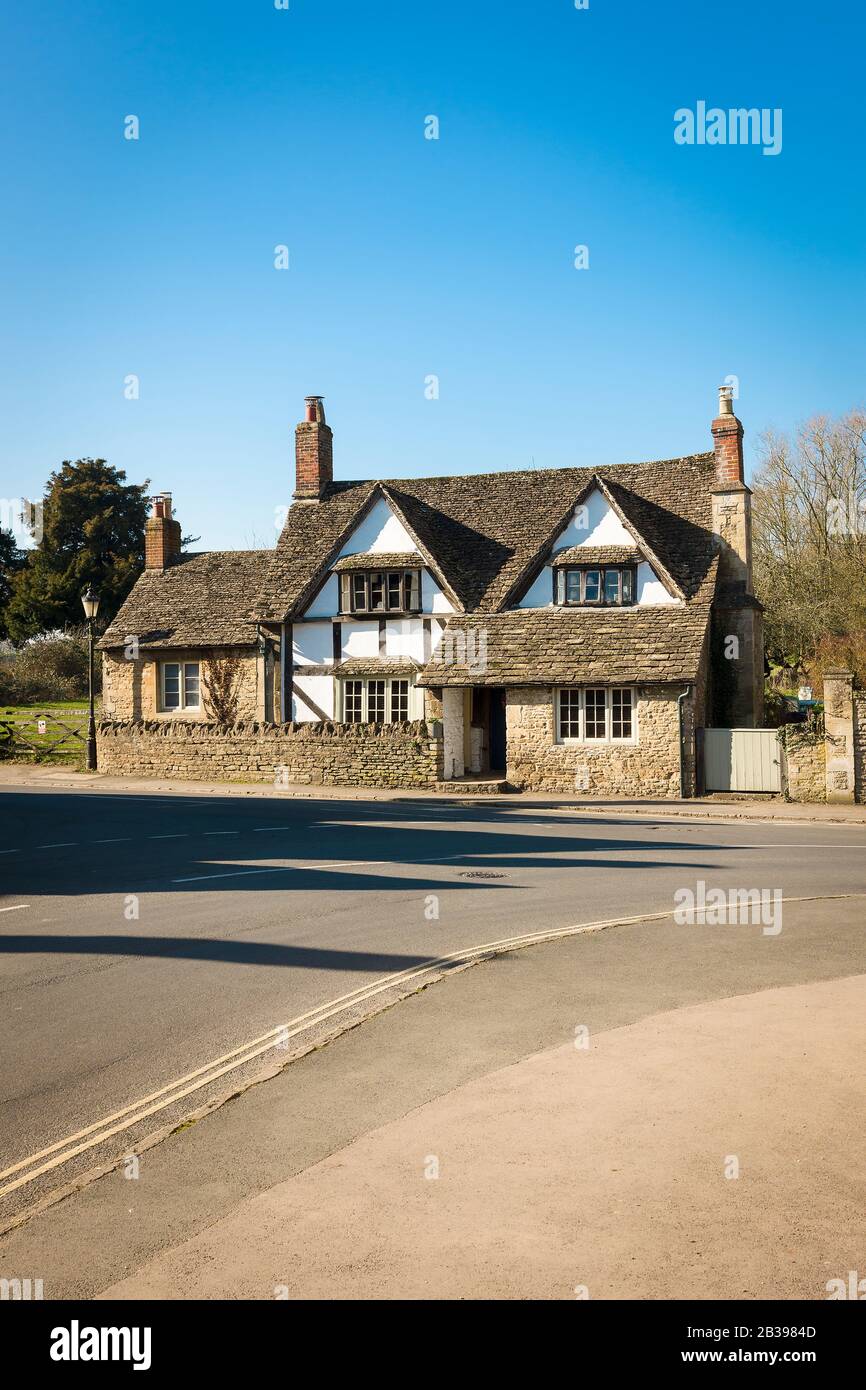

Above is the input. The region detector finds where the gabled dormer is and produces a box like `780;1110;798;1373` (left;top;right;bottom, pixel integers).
512;477;683;610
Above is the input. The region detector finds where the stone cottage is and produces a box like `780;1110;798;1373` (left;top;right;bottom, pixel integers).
98;387;763;795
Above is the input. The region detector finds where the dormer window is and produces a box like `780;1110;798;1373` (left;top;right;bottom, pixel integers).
556;565;635;607
339;568;421;615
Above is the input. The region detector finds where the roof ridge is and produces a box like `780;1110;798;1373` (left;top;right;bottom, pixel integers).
374;452;715;486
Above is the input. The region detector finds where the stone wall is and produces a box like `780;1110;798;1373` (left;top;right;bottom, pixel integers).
102;650;261;722
780;729;825;804
505;684;687;797
96;718;444;788
855;695;866;803
823;671;856;804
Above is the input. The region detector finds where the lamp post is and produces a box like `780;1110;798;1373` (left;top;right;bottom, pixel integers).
81;585;100;771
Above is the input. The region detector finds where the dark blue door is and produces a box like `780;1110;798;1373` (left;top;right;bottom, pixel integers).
489;688;506;771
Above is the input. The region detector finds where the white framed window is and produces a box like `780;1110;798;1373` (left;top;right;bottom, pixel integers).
160;661;200;712
556;687;636;743
340;677;413;724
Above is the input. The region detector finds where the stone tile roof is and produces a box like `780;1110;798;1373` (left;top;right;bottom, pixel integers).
418;600;713;688
256;453;718;621
552;545;643;566
331;658;422;676
256;481;378;621
106;453;721;658
331;551;424;572
98;551;271;651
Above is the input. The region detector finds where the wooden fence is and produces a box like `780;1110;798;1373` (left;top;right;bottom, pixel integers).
0;708;91;764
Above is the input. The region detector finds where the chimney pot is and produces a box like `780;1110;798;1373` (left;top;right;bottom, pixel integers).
711;387;744;487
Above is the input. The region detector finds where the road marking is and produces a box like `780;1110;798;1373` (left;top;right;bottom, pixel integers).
0;849;20;855
35;842;77;849
171;851;470;884
168;841;866;886
4;889;864;1219
740;844;866;849
0;904;29;914
148;834;187;840
202;831;240;837
93;838;132;844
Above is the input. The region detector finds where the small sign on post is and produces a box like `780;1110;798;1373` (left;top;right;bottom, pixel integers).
37;718;47;734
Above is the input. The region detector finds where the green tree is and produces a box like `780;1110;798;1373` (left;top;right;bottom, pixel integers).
0;527;26;640
6;459;149;641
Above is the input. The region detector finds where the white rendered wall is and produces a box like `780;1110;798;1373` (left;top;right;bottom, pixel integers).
293;622;333;666
292;674;335;723
422;570;455;614
385;618;426;662
304;575;339;619
636;561;679;605
556;489;634;548
337;498;416;556
341;621;379;659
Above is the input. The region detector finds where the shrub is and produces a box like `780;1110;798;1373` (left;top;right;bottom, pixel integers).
0;629;99;704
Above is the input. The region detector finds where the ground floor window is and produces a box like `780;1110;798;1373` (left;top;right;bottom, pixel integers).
342;677;412;724
160;661;200;711
556;686;635;743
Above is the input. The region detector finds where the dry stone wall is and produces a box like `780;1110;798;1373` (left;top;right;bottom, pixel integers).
97;719;444;789
855;694;866;803
780;730;825;804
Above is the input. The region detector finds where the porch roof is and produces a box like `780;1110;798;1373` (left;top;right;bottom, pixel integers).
418;602;712;688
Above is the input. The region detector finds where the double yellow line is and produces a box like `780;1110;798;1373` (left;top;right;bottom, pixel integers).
0;910;668;1208
3;892;861;1218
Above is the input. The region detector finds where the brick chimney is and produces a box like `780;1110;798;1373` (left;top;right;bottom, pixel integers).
711;384;744;485
145;493;182;570
709;384;762;729
294;395;333;501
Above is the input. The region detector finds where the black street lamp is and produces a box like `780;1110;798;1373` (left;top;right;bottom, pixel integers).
81;585;100;771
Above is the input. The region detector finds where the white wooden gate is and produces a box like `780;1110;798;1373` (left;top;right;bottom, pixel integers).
702;728;782;793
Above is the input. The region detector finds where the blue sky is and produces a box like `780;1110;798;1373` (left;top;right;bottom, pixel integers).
2;0;864;550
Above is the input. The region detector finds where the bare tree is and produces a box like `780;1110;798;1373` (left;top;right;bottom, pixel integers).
203;654;245;725
752;410;866;683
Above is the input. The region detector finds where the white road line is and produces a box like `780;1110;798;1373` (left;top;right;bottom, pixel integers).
171;852;469;884
0;849;20;855
35;842;77;849
92;838;132;844
148;834;188;840
0;904;29;913
202;831;240;837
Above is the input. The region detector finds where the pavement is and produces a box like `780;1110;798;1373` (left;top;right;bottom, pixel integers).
2;760;866;822
101;967;866;1302
1;777;865;1299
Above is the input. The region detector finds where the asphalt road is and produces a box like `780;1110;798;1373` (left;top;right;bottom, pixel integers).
1;786;865;1228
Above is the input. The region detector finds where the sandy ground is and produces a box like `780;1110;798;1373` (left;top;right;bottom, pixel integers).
99;972;866;1301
